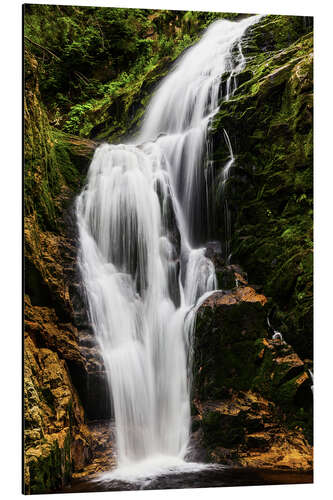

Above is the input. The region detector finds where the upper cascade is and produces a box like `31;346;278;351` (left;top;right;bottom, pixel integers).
137;15;262;246
139;16;262;140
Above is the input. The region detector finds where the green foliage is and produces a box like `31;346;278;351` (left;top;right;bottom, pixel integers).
24;50;89;230
24;5;241;139
63;102;95;135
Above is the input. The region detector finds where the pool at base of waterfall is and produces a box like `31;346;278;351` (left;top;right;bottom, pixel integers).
59;465;313;493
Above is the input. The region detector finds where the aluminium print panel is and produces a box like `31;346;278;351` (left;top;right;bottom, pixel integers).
23;3;313;494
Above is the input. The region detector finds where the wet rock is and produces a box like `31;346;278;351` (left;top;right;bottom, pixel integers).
193;285;268;400
245;414;264;433
193;391;312;471
210;24;313;360
24;207;111;422
246;432;271;450
24;334;92;494
217;264;249;290
205;240;223;261
85;371;112;420
202;410;245;448
252;338;311;408
193;283;313;470
79;331;98;348
71;421;116;480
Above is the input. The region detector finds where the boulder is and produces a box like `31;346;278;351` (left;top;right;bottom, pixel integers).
193;286;268;400
192;283;313;469
194;391;313;471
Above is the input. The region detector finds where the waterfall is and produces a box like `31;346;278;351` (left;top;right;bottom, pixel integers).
218;129;235;262
76;14;262;477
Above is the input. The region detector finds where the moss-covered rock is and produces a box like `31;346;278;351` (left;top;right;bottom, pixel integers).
209;15;313;359
24;46;104;494
202;410;245;448
24;49;95;232
193;286;268;400
193;284;313;450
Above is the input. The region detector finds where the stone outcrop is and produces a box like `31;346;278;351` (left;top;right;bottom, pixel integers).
24;222;112;491
71;422;116;481
192;268;313;470
193;391;312;470
24;331;92;494
24;48;110;493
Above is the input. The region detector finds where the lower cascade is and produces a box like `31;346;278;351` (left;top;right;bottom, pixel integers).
76;15;261;475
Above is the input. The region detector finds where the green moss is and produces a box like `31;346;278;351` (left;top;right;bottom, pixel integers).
287;405;313;445
275;376;301;406
26;427;73;494
194;299;268;400
210;17;313;358
24;51;93;231
29;441;59;494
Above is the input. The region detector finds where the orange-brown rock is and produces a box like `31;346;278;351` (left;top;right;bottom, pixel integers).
203;285;267;308
24;213;75;315
72;422;116;480
24;295;83;365
193;285;313;471
24;333;92;494
195;391;313;471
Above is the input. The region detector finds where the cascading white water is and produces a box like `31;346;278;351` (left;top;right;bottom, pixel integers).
218;129;235;262
77;14;262;477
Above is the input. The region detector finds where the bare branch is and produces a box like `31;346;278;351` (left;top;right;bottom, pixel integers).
24;35;61;61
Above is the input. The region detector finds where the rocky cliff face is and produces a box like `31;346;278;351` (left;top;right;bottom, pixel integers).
24;50;105;493
210;15;313;359
24;326;92;494
196;15;313;468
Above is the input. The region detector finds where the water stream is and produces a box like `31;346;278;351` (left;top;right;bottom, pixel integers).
76;15;262;480
218;129;235;262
